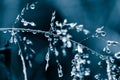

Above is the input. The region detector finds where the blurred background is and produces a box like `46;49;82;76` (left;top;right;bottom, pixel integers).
0;0;120;80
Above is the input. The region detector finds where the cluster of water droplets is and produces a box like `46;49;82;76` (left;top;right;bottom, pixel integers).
71;45;90;80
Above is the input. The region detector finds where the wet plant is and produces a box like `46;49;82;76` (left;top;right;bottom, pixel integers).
0;1;120;80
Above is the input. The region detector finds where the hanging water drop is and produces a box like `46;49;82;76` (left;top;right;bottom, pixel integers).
32;31;37;34
3;30;7;33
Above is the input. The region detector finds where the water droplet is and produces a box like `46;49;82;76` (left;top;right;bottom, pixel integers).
77;45;83;53
56;30;61;35
32;31;37;34
21;8;25;15
24;45;27;51
83;29;90;35
69;23;77;28
87;60;91;64
23;37;26;41
96;26;104;33
57;61;63;78
9;37;13;43
28;60;32;68
94;33;99;37
22;30;25;32
14;37;17;43
51;16;55;22
114;51;120;59
63;19;67;24
26;39;32;45
61;29;67;35
76;24;83;32
45;32;50;38
26;56;29;60
55;48;59;56
98;61;101;65
101;32;106;36
67;41;72;48
30;22;36;26
94;74;100;79
23;22;28;26
107;41;112;46
103;46;111;54
30;48;35;54
45;51;50;71
62;49;67;56
30;4;35;9
3;30;7;33
61;37;67;43
84;68;90;76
